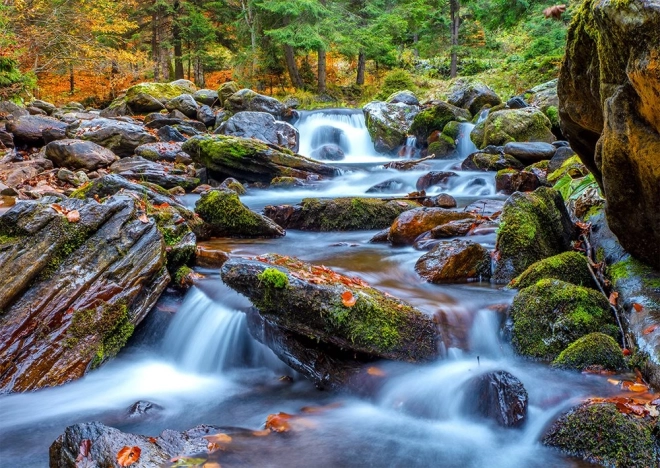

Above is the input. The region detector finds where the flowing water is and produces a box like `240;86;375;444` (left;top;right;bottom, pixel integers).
0;109;619;467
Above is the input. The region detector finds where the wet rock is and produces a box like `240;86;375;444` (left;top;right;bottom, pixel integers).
66;118;157;158
195;189;284;238
462;370;528;428
30;99;57;115
470;108;555;149
465;199;505;216
0;158;54;188
426;136;456;158
269;176;308;188
495;170;540;194
509;251;597;290
547;146;576;174
523;160;549;186
543;402;656;468
510;279;616;360
369;228;391;243
166;94;199;119
156;125;186;143
363;101;419;153
429;218;475;238
217;111;299;152
552;333;626;372
225;89;285;119
461;152;524;172
6;115;68;147
42;126;68;144
387;90;419;106
389;208;475;245
416;171;458;191
547;155;589;185
0;128;14;148
193;89;219;106
264;197;416;231
221;254;440;361
505;97;527;109
410;101;471;143
196;104;216;127
422;193;457;209
110;156;199;190
195;243;231;267
44;139;119;171
217;81;241;107
415;239;491;283
143;115;207;133
502;142;556;164
310;144;345;161
27;106;47;115
366;178;407;194
104;81;196;115
57;168;88;186
218;177;246;194
182;134;337;183
126;400;165;418
0;195;169;393
0;101;29;118
493;187;575;282
447;79;502;115
134;142;186;162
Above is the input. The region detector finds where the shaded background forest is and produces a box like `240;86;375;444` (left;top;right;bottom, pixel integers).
1;0;571;107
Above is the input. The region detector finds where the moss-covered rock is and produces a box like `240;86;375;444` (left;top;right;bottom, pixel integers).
493;187;575;282
427;136;456;158
263;197;417;231
195;189;284;238
461;153;524;172
552;332;626;371
470;108;555;149
543;402;657;468
103;81;197;115
447;79;502;115
547;155;589;185
441;121;462;140
410;101;471;143
363;101;419;153
510;279;616;360
217;81;240;107
510;251;597;289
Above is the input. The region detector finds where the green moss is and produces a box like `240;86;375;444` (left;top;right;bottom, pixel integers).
472;108;554;148
510;251;597;289
410;103;469;142
608;257;660;290
552;332;625;371
125;82;193;101
258;267;289;289
510;279;616;360
69;183;94;200
37;220;92;281
174;266;193;285
545;105;559;127
442;121;462;140
427;136;455;157
0;234;18;244
547;156;589;184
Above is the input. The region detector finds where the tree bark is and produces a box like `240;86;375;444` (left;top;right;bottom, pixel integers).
151;6;160;82
69;64;74;94
284;45;304;89
450;0;460;78
172;0;184;80
194;57;205;87
356;50;366;86
318;47;327;94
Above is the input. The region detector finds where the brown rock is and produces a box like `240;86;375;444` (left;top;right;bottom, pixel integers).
495;170;540;194
389;208;475;245
415;239;491;283
416;171;458;191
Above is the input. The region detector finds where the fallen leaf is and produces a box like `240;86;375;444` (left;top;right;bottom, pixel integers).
607;379;621;386
643;324;658;335
367;366;386;377
148;437;157;444
622;381;649;393
251;429;271;437
609;291;619;306
117;446;141;466
623;348;632;356
66;209;80;223
152;202;170;209
265;412;292;433
647;403;659;417
203;463;222;468
342;291;357;307
51;203;66;215
138;213;149;224
633;303;644;313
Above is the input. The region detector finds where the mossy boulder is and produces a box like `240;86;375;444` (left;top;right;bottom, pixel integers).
495;169;540;194
195;189;284;238
103;81;197;115
510;279;616;360
410;101;471;143
493;187;575;282
363;101;419;153
218;81;240;107
182;134;337;183
547;155;589;185
263;197;417;231
447;79;502;115
415;239;491;283
441;121;462;140
552;332;626;371
470;108;555;149
543;402;657;468
510;251;597;290
461;153;524;172
220;254;440;361
427;136;456;158
224;89;285;119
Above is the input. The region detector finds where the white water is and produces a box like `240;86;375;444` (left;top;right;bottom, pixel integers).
456;122;479;159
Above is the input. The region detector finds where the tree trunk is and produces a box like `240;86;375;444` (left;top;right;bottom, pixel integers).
450;0;460;78
356;50;366;86
152;6;160;81
194;57;205;87
160;47;170;82
69;64;74;94
284;45;304;89
172;0;184;80
318;47;327;94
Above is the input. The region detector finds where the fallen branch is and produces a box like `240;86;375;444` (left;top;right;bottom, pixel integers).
383;154;435;171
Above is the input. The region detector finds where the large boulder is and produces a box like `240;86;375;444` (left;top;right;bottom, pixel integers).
493;187;575;282
182;134;337;183
0;101;29;118
44;139;118;171
166;94;199;119
224;89;285;119
386;90;420;106
264;197;416;231
0;195;168;393
389;208;475;245
502;142;556;164
558;0;660;270
362;101;419;153
410;101;471;143
470;108;555;149
104;81;197;115
218;81;240;107
221;254;440;361
415;239;491;283
217;111;299;152
552;332;626;371
461;370;528;428
447;79;502;115
193;88;219;106
6;115;68;146
110;156;199;190
66;118;157;157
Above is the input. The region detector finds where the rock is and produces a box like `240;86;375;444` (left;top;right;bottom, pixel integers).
112;81;198;114
66;118;157;157
57;168;88;186
166;94;199;119
0;128;14;148
263;197;416;231
225;89;285;119
447;79;502;115
363;101;419;153
366;178;406;194
369;228;391;243
510;279;616;359
182;134;337;183
461;153;524;172
386;90;419;106
27;106;47;115
217;81;240;107
129;93;167;113
42;126;67;144
416;171;458;191
429;218;475;238
410;101;471;143
157;125;186;143
462;370;528;428
502;142;556;164
218;177;246;194
134;142;185;162
527;79;559;113
427;136;456;158
524;160;550;186
422;193;457;208
195;189;284;238
493;187;575;282
6;115;68;146
505;97;528;109
415;239;491;283
470;108;555;149
547;155;589;185
110;156;199;190
0;195;169;392
0;101;29;118
310;144;345;161
193;89;219;106
29;100;57;115
495;170;540;194
126;400;164;418
196;104;216;127
44;139;119;171
220;254;440;361
465;198;505;216
552;333;626;371
543;402;656;468
195;243;231;267
509;251;597;290
217;111;299;152
0;158;54;188
389;208;475;245
548;146;576;174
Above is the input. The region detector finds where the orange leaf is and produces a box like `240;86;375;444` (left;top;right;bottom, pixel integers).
66;209;80;223
203;433;232;452
51;203;67;215
623;348;632;356
251;429;271;437
152;202;170;209
265;412;292;433
643;324;658;335
609;291;619;306
342;291;357;307
203;463;222;468
622;381;648;393
117;446;141;467
367;366;386;377
633;303;644;313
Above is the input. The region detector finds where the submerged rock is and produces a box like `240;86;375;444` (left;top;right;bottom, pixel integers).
462;370;528;428
221;254;440;362
415;239;491;283
552;333;626;372
509;251;597;290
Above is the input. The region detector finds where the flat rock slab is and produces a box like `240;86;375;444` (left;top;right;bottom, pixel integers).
502;142;556;164
45;139;119;171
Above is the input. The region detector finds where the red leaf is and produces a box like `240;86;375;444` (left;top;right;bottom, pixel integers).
643;324;658;335
609;291;619;306
633;303;644;313
623;348;632;356
265;413;292;433
117;446;141;466
342;291;357;307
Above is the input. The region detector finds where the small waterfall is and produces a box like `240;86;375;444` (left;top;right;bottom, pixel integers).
455;122;478;158
162;287;283;374
476;108;490;124
398;136;418;158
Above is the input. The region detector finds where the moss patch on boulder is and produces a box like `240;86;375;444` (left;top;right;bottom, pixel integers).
510;251;597;290
470;108;555;149
552;332;625;371
410;102;470;143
